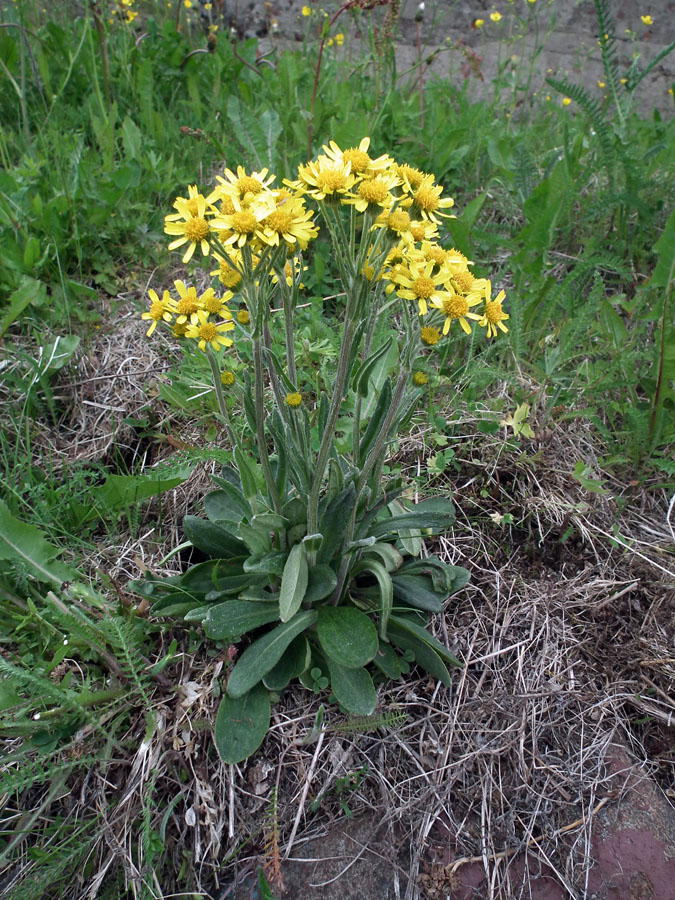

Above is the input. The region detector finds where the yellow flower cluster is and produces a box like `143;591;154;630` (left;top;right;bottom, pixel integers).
289;137;507;340
155;138;507;345
164;173;319;263
141;281;235;351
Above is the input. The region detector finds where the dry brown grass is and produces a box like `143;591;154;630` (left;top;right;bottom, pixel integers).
1;317;673;900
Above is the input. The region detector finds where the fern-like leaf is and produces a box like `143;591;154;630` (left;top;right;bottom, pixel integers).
328;711;408;735
261;785;283;895
544;76;615;173
99;615;153;710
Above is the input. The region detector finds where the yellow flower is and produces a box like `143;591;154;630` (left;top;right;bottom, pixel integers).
285;392;302;407
164;190;213;263
322;137;392;178
301;5;311;15
640;15;653;26
473;18;484;28
562;97;572;106
334;32;344;46
199;287;234;318
412;371;428;386
430;290;482;336
208;166;276;207
411;175;455;224
258;194;318;249
342;171;400;213
141;289;174;336
185;310;235;352
396;163;428;191
489;12;502;23
210;252;243;289
221;371;235;386
420;325;441;346
184;0;192;8
236;309;250;325
291;156;357;201
477;284;509;338
391;258;453;316
126;9;138;22
545;95;550;102
213;196;274;249
204;2;212;9
597;80;605;88
173;281;202;325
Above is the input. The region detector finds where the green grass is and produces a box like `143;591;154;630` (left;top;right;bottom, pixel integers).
0;0;673;896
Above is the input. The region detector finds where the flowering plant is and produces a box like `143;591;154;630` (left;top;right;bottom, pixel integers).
136;138;508;762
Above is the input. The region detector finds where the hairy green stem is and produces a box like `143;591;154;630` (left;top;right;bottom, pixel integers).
307;316;358;541
206;348;237;450
252;336;282;513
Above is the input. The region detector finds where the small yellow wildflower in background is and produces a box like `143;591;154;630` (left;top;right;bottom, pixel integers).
420;325;441;346
301;5;311;15
184;0;193;8
545;94;551;102
490;12;502;23
562;97;572;106
473;18;484;28
412;372;428;386
640;15;654;26
527;0;536;4
334;33;344;46
142;289;174;336
126;10;138;22
221;371;235;386
285;392;302;407
597;80;605;88
620;77;627;84
478;285;509;338
236;309;250;325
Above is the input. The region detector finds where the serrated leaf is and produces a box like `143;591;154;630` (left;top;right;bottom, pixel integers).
214;683;270;764
0;500;78;586
317;607;378;668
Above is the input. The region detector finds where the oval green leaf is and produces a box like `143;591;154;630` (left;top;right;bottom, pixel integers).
317;606;378;668
325;658;376;716
203;600;279;641
279;543;308;622
227;610;317;698
262;636;310;691
214;683;270;764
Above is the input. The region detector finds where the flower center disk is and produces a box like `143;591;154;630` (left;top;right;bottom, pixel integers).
412;276;435;299
184;217;209;241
